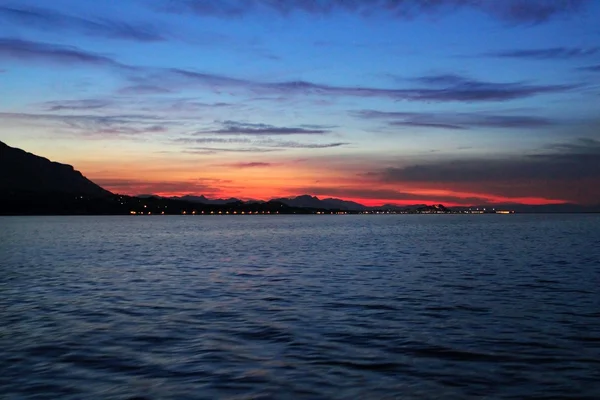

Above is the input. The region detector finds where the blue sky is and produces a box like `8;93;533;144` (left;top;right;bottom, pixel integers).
1;0;599;205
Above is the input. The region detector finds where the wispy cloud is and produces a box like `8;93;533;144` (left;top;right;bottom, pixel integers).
219;162;275;168
0;111;172;137
1;38;578;103
0;38;125;67
148;69;576;102
353;110;555;130
118;85;174;95
164;0;589;24
183;147;281;154
177;137;349;151
197;120;330;135
487;47;599;60
0;5;166;42
40;99;114;111
579;64;600;72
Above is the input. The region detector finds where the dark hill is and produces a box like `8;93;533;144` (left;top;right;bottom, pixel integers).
0;140;111;197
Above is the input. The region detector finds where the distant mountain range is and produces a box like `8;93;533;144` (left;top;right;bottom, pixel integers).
150;193;600;213
1;140;598;214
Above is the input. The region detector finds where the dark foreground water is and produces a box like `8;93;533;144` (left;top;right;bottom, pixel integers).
1;215;599;399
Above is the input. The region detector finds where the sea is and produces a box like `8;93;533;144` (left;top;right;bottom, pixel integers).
1;214;599;399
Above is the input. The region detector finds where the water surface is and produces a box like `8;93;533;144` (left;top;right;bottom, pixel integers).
1;215;599;399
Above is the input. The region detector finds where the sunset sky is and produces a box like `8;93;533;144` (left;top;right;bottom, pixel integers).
1;0;599;206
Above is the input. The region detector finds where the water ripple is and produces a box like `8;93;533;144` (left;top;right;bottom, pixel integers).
1;214;599;399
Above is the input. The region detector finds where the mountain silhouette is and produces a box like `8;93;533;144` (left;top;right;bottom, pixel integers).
170;195;242;205
0;140;111;197
273;195;368;211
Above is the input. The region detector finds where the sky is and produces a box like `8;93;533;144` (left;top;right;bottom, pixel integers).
1;0;599;206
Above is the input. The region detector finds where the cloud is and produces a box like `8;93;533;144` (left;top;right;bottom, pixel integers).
274;141;348;149
177;136;349;150
0;111;171;137
485;0;588;24
40;99;113;111
0;38;124;67
353;110;555;130
220;162;275;168
369;138;600;203
148;69;575;102
197;120;330;135
381;141;600;182
487;47;599;60
0;5;165;42
164;0;588;24
118;85;174;95
406;74;577;102
579;64;600;72
1;39;577;103
183;147;281;154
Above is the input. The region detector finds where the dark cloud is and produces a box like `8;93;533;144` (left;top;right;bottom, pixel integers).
381;140;600;182
371;138;600;203
164;0;588;24
0;38;124;67
487;47;599;60
198;120;330;135
353;110;555;130
0;5;165;42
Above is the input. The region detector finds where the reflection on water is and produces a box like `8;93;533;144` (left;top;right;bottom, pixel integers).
1;215;599;399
